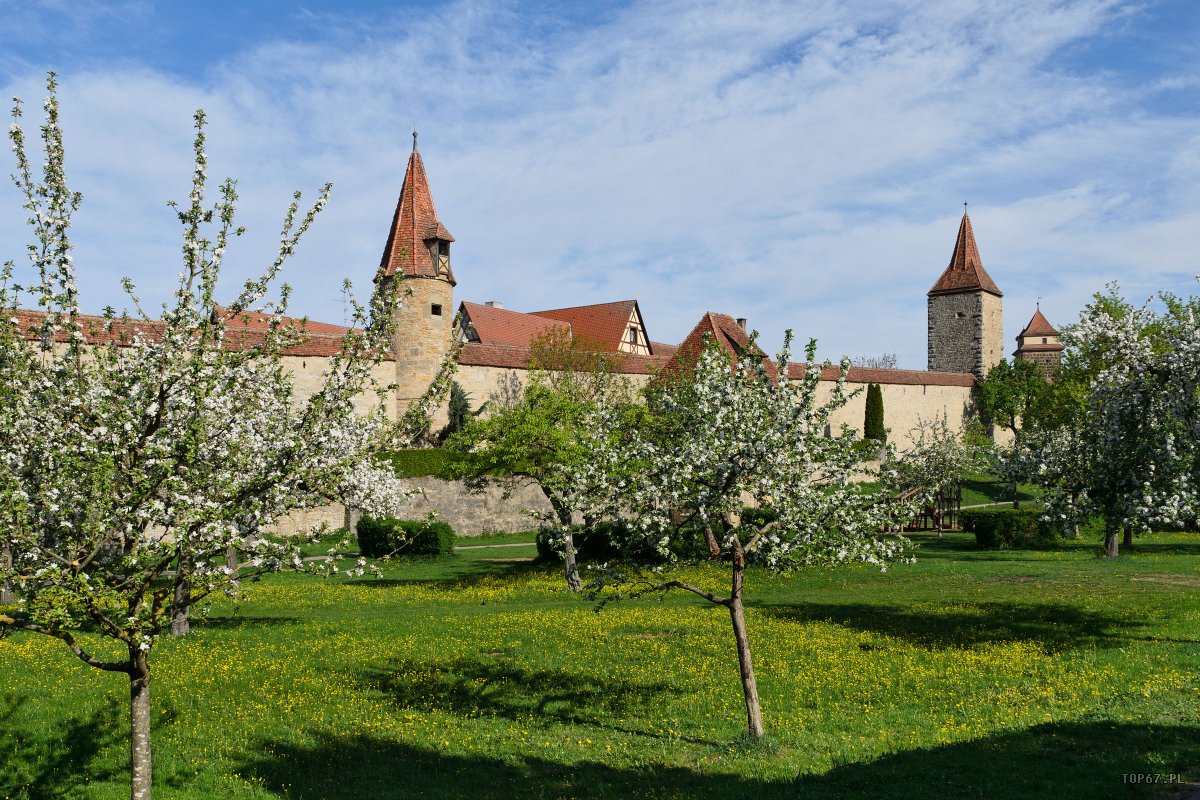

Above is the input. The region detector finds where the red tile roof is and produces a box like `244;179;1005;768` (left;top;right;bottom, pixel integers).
660;311;765;378
928;212;1002;297
8;308;393;361
1018;308;1059;338
458;341;668;374
379;146;455;284
460;301;569;347
661;311;976;388
530;300;643;352
786;364;976;387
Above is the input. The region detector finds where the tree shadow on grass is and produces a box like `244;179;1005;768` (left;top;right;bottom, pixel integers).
236;721;1198;800
361;655;699;742
358;559;560;591
759;600;1140;652
0;693;124;800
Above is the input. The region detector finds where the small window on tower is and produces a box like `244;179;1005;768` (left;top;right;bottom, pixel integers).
431;304;443;317
1042;337;1048;344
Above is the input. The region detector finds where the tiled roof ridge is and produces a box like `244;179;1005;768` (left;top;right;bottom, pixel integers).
8;307;393;361
928;211;1003;297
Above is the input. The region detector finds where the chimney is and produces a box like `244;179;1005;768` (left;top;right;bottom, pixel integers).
485;300;504;309
736;317;747;330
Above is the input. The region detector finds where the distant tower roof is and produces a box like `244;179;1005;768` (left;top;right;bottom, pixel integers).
378;140;456;284
1018;307;1059;338
928;211;1002;297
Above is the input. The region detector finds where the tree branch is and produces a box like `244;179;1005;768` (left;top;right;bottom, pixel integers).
0;615;131;672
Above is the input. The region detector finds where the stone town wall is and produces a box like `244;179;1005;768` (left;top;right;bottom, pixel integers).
821;380;974;443
283;355;398;419
267;477;554;538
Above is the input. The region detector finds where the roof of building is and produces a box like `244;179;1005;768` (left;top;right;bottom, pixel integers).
460;301;569;347
378;145;456;284
659;311;767;379
1017;307;1060;338
928;211;1003;298
530;300;645;352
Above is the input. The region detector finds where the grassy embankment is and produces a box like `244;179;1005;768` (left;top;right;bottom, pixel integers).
2;531;1197;799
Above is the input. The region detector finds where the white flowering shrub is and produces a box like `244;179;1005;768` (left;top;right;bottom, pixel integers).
0;77;413;800
565;334;917;738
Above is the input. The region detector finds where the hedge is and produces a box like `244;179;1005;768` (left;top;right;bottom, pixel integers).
383;448;462;479
959;505;1057;549
357;517;456;558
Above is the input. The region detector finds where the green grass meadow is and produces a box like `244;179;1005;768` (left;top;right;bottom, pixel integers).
2;533;1198;799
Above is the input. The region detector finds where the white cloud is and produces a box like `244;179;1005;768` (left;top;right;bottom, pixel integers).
1;0;1197;367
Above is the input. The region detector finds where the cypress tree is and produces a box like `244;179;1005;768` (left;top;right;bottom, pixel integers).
443;381;471;440
864;382;886;443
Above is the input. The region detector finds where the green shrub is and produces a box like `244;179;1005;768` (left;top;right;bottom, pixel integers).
535;521;688;564
357;517;456;558
960;505;1057;549
383;448;461;479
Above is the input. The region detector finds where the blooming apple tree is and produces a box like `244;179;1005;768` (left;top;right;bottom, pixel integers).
1029;292;1200;556
0;79;413;800
566;335;915;738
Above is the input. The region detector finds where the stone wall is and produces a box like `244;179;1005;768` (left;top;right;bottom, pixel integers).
928;291;1003;379
401;476;554;535
820;380;975;444
266;477;554;538
391;275;455;423
284;355;398;419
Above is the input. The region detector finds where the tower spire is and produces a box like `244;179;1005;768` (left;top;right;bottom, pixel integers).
378;140;455;284
928;209;1002;297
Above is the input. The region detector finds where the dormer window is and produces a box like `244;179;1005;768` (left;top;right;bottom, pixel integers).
429;240;450;275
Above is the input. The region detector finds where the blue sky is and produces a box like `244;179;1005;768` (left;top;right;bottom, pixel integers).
2;0;1199;367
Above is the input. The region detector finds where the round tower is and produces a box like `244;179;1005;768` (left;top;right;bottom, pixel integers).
377;135;456;420
927;210;1003;379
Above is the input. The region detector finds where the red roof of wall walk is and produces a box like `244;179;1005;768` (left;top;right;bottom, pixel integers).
9;308;394;361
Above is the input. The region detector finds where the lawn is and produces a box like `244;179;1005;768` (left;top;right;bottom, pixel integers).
2;533;1198;799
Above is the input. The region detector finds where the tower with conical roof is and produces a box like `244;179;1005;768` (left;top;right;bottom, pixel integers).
1013;306;1063;378
378;134;456;414
927;210;1003;378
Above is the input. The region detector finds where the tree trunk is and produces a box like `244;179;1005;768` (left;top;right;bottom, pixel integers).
1105;529;1120;558
171;549;190;637
343;505;362;536
1122;528;1133;549
549;496;583;592
129;655;153;800
728;541;764;738
1;538;12;604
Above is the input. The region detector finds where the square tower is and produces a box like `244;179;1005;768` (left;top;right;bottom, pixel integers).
927;211;1003;379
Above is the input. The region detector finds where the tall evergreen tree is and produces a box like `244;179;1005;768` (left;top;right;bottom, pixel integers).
864;382;886;443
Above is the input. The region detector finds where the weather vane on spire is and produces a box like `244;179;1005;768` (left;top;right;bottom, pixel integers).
412;126;418;153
